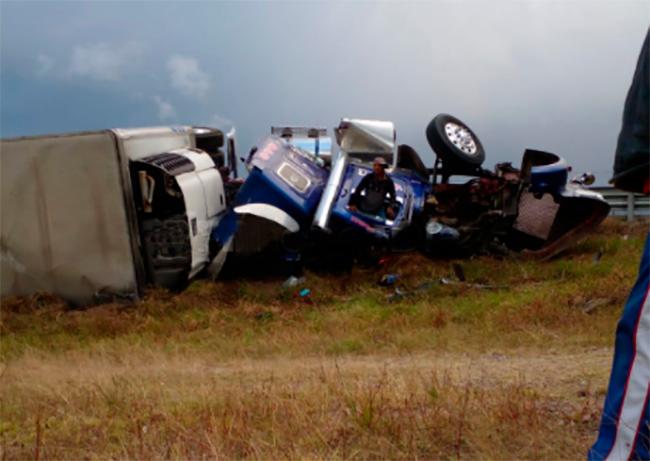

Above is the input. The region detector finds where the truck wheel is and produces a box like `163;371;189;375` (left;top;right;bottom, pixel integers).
426;114;485;170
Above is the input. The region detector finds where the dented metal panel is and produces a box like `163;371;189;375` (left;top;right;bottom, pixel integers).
0;131;139;304
335;119;396;164
113;126;193;161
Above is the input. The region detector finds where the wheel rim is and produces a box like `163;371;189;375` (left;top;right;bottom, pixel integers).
444;122;478;155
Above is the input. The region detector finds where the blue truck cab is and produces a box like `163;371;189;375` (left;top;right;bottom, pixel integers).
210;119;428;266
328;161;428;239
312;119;429;239
237;136;328;226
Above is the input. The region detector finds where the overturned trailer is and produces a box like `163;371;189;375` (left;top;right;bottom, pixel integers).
1;126;237;305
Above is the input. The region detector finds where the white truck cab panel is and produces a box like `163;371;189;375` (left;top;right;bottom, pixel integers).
169;148;226;278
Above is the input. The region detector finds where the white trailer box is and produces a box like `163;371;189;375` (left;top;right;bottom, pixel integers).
1;126;230;305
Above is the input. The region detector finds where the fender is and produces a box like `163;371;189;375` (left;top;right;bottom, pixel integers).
234;203;300;233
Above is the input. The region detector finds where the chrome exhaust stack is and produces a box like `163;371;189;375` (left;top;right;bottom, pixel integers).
313;151;348;231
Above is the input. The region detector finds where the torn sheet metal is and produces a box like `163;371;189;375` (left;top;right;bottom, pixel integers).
335;119;396;163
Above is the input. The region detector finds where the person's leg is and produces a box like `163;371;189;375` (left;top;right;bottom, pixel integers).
589;233;650;461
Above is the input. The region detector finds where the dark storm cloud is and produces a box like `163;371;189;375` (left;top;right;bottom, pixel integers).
1;1;648;183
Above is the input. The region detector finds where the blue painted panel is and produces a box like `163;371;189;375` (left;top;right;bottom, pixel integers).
530;159;569;194
236;137;328;225
329;163;424;238
211;208;239;246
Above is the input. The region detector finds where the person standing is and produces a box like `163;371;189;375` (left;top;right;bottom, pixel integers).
589;29;650;461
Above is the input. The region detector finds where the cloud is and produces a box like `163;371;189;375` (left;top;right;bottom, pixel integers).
36;54;54;75
209;113;233;129
166;55;210;97
69;42;144;81
153;95;176;121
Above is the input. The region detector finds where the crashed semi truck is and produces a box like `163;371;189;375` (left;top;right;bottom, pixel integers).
211;115;611;272
1;113;611;305
1;126;238;305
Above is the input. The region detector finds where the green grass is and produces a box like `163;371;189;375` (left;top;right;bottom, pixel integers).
1;219;646;362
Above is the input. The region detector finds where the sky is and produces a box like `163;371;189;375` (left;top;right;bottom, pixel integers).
1;1;648;184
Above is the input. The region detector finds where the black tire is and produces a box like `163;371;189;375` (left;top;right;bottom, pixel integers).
426;114;485;170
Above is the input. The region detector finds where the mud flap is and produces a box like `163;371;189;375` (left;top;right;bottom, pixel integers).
207;237;232;280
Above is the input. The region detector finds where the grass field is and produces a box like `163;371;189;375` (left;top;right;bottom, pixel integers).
1;219;647;459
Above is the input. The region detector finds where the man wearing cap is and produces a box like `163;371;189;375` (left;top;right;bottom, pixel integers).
349;157;397;220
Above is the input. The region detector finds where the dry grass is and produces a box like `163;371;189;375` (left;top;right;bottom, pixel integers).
1;350;612;459
0;218;647;459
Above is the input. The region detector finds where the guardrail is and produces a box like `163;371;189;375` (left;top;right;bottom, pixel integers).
590;187;649;220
